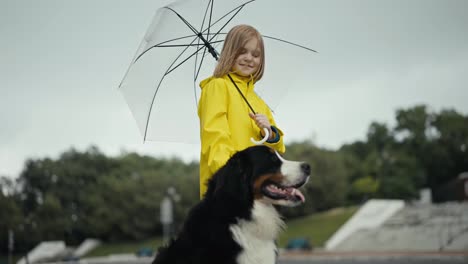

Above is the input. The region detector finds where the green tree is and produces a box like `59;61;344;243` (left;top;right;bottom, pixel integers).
428;109;468;201
341;119;424;201
283;140;348;216
394;105;468;201
0;177;22;255
349;176;379;201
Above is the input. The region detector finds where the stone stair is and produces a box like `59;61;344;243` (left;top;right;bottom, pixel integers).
333;202;468;251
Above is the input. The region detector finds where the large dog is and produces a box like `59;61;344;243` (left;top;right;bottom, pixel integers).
153;145;310;264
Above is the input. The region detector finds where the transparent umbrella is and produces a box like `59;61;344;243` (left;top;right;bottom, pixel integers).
119;0;317;144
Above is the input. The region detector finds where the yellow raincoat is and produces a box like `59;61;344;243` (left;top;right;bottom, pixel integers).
198;73;286;197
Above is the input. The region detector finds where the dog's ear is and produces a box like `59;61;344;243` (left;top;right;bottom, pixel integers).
205;151;253;203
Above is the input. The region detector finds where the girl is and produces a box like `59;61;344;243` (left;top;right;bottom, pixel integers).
198;24;286;197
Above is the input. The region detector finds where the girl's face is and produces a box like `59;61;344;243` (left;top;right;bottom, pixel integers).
232;38;261;77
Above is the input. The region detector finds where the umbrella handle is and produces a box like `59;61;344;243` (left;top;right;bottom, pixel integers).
251;127;270;145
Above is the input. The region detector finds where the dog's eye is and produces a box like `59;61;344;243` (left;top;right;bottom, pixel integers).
271;155;279;162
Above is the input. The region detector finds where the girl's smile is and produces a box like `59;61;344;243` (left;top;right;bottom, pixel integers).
233;38;261;77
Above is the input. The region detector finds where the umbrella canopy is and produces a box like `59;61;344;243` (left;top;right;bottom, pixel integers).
119;0;316;143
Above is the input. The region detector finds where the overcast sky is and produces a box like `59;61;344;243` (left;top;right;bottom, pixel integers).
1;0;467;179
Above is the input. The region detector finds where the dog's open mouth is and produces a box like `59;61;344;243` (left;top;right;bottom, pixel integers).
262;181;305;203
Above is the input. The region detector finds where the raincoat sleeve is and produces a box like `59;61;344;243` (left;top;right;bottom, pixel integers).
198;79;236;177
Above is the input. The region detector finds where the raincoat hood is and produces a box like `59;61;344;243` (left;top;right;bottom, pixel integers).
199;72;255;90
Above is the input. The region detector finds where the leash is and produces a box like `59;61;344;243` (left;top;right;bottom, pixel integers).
227;73;256;114
226;74;270;145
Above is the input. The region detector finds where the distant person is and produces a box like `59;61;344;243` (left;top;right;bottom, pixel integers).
198;24;285;197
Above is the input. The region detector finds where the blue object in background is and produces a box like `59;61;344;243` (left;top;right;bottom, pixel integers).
136;247;154;257
286;237;313;251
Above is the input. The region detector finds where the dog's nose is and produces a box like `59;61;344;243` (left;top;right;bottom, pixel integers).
301;163;311;175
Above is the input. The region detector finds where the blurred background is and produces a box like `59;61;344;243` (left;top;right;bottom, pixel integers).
1;0;467;263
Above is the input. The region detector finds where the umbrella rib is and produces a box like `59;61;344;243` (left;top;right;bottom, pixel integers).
199;0;212;40
192;2;215;109
205;0;256;32
192;44;207;108
165;7;200;36
143;38;198;141
166;5;220;59
192;43;208;108
207;0;214;41
194;0;212;84
195;0;213;84
166;45;207;76
193;0;218;105
207;2;249;43
139;38;223;54
194;49;208;82
156;43;211;48
137;1;256;66
134;34;199;62
201;0;255;39
263;35;318;53
144;37;224;140
164;34;201;75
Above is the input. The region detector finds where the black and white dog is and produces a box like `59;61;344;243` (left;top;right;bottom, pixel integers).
153;145;310;264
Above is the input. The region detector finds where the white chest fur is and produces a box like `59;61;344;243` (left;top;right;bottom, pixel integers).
230;201;284;264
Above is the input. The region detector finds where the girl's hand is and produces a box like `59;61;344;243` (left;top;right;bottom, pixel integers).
249;113;274;139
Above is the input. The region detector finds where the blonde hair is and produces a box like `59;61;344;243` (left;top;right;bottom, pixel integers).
213;24;265;82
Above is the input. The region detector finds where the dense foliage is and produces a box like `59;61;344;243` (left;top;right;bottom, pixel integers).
1;105;467;255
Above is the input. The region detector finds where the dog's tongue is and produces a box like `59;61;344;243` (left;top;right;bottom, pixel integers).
265;184;305;203
289;188;305;203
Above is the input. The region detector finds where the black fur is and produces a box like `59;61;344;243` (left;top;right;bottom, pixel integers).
152;146;283;264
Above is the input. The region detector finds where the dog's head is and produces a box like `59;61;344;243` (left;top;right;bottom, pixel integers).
205;145;310;207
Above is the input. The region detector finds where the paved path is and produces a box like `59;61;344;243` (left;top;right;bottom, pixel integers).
72;251;468;264
279;259;466;264
278;251;468;264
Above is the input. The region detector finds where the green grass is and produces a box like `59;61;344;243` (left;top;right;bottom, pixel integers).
86;206;357;257
86;237;163;257
0;254;22;264
278;206;357;248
